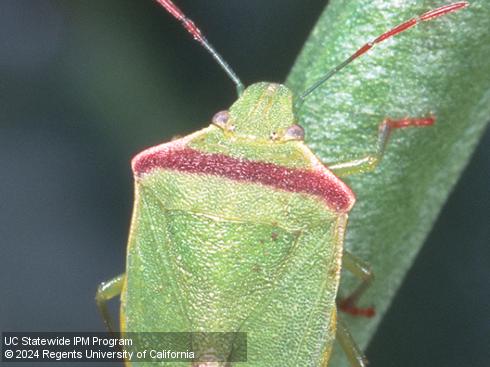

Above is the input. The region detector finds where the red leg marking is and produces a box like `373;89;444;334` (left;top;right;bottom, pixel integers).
385;116;436;129
338;298;376;318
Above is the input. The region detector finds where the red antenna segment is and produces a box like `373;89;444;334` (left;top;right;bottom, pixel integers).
155;0;244;95
300;2;469;100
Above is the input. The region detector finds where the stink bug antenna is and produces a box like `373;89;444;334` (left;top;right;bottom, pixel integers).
299;1;469;102
155;0;244;96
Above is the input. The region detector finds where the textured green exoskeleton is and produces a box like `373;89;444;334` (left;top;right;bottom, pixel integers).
95;2;469;366
101;83;360;366
96;83;430;367
141;83;348;364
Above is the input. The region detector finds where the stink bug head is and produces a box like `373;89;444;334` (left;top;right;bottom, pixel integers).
215;82;299;142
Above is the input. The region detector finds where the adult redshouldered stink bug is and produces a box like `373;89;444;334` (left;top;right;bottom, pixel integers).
96;1;469;366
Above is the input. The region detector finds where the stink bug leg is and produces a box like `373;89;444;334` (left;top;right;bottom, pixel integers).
95;274;125;333
338;251;375;318
329;117;436;176
336;317;369;367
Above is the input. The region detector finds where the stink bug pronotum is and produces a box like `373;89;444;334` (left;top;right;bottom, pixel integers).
96;1;469;366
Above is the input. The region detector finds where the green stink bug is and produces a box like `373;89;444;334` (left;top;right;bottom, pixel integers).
96;1;469;366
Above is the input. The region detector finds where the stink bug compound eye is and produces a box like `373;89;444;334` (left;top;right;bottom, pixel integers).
211;110;230;128
283;124;305;141
95;1;470;366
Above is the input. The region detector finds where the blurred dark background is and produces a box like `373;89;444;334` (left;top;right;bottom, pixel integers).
1;1;488;366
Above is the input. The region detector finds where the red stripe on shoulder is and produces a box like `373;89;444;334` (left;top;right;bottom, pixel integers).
132;146;355;213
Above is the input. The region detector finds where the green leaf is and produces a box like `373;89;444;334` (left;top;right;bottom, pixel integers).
287;0;490;365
